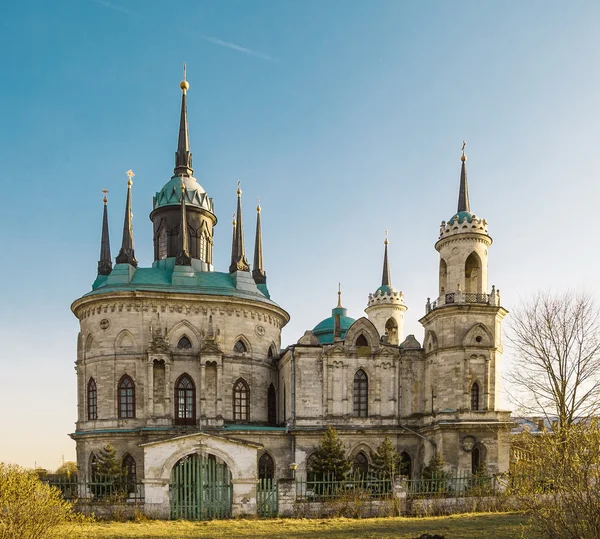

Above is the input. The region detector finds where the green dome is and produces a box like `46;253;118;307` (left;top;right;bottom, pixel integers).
448;211;474;224
375;284;394;295
153;175;214;213
313;306;356;344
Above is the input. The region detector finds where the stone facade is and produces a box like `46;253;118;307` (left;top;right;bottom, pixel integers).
70;78;511;517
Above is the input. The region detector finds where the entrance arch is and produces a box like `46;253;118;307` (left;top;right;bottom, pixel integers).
170;453;232;520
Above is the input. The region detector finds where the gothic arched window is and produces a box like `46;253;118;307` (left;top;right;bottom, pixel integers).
90;454;99;478
353;369;368;417
233;340;248;354
177;336;192;350
471;382;480;411
118;375;135;419
258;453;275;480
472;443;486;475
175;374;196;426
267;383;277;426
356;334;369;347
87;378;97;420
400;451;412;478
233;378;250;421
122;454;136;493
353;452;369;477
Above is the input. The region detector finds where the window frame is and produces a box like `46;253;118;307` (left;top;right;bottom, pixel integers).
174;374;196;426
118;375;136;419
233;378;250;422
353;369;368;417
87;377;98;420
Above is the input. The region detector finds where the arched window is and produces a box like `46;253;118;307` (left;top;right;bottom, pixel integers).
268;344;277;360
200;233;207;262
158;227;168;260
258;453;275;480
118;375;135;419
356;334;369;347
471;382;480;411
472;443;486;475
439;258;447;295
267;384;277;426
175;374;196;426
385;318;398;344
233;378;250;421
400;451;412;478
353;452;369;477
90;454;99;478
88;378;97;420
233;340;247;354
122;454;136;493
177;336;192;350
353;369;368;417
465;252;482;294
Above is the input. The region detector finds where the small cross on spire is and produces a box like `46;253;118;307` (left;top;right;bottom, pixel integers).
461;140;467;162
102;189;109;205
126;169;135;186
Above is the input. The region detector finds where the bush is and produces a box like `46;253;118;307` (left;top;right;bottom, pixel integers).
0;462;77;539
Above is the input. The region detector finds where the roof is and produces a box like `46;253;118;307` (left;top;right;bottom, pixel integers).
87;265;279;307
312;306;356;344
153;175;214;213
448;211;474;224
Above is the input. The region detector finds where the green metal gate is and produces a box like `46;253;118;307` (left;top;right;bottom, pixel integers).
170;454;232;520
257;478;278;517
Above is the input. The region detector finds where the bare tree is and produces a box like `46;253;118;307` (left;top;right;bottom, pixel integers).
507;291;600;428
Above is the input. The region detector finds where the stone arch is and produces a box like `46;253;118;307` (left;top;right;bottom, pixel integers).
424;330;438;352
160;443;243;481
85;334;94;353
232;334;252;355
167;320;202;348
267;343;278;359
115;329;137;351
472;442;487;474
463;323;493;347
399;450;413;477
258;451;275;479
384;317;399;344
439;257;448;294
345;317;380;349
464;251;483;294
349;442;373;461
352;451;370;476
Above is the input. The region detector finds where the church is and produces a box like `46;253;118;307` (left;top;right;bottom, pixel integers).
71;73;512;517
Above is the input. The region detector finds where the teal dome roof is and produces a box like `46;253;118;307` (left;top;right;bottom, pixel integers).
313;306;356;344
153;175;214;213
448;211;474;224
375;284;394;295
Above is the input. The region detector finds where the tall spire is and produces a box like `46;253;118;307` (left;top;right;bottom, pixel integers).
381;230;391;287
337;282;343;308
115;170;138;267
229;212;237;271
252;198;266;284
176;178;191;266
97;189;112;276
229;182;250;273
457;140;470;213
174;64;193;177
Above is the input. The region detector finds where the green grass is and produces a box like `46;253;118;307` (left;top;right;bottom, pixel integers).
60;512;533;539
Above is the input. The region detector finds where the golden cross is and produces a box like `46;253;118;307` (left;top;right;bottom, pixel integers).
462;140;467;152
183;62;187;82
126;169;135;186
102;189;109;204
232;212;236;225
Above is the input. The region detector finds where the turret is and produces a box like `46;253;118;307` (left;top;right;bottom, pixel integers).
365;232;407;344
97;190;112;276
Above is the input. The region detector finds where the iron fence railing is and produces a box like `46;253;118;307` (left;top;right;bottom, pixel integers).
296;474;395;501
405;472;497;498
43;474;144;503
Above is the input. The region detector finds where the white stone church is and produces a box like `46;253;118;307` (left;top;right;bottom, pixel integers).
71;74;511;517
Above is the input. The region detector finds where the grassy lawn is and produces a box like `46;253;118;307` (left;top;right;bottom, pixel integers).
60;512;533;538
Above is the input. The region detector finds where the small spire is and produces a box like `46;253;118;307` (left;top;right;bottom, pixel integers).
229;212;237;271
175;177;191;266
174;64;193;177
457;140;470;213
337;282;343;308
97;189;112;275
229;182;250;273
252;197;266;284
381;230;391;287
115;170;138;267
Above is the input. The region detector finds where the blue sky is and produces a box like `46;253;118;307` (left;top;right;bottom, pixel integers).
1;0;599;469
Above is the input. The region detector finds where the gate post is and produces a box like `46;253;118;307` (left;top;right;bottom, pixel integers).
276;478;297;517
143;478;171;519
231;478;258;516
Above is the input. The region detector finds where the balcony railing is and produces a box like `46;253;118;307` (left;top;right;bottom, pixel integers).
426;287;501;313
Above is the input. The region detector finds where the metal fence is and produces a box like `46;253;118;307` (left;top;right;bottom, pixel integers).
405;472;498;498
43;474;144;503
296;474;395;501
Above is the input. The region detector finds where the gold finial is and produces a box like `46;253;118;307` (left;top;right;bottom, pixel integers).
237;180;242;196
232;212;236;226
337;282;342;308
180;63;189;92
126;169;135;187
180;175;186;194
102;189;109;205
461;140;467;162
384;229;389;245
257;197;261;213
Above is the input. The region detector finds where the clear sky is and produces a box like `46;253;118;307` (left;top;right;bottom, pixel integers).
1;0;599;470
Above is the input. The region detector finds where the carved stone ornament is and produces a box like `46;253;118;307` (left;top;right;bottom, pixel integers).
461;435;477;452
100;319;110;330
255;325;266;337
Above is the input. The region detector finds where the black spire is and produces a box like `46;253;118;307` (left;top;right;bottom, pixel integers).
174;64;193;177
229;183;250;273
175;178;191;266
252;199;266;284
97;190;112;276
229;212;237;272
457;141;470;213
381;231;391;287
115;170;138;267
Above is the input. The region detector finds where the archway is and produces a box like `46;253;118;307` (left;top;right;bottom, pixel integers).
170;453;232;520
